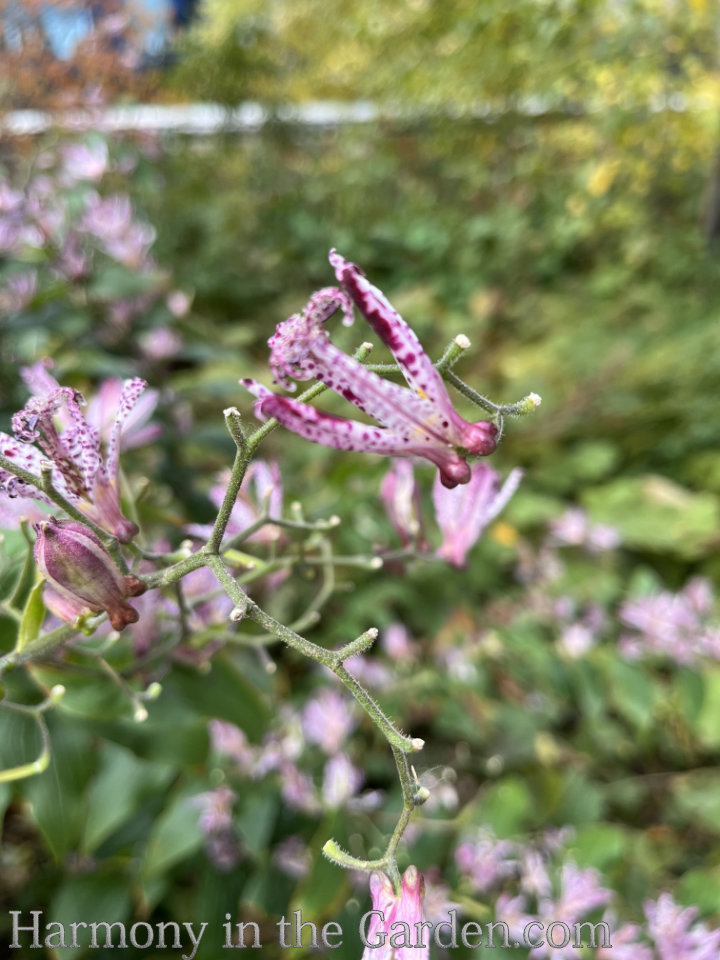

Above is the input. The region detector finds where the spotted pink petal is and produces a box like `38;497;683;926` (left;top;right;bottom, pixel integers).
241;379;472;488
106;378;149;479
330;249;453;416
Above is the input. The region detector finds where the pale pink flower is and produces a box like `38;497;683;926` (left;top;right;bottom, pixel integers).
362;867;429;960
322;752;363;808
433;462;522;567
380;458;424;547
62;141;109;182
645;892;720;960
301;688;356;755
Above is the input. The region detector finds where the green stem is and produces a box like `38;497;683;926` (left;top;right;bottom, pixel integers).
206;408;250;554
0;623;80;673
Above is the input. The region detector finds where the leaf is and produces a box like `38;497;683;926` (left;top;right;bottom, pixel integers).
605;656;656;732
0;707;50;784
583;476;720;559
162;653;269;742
696;666;720;749
17;578;46;651
82;742;174;854
28;663;131;721
141;783;205;879
19;716;96;858
473;777;534;836
672;773;720;834
8;533;38;610
48;870;132;960
290;815;350;923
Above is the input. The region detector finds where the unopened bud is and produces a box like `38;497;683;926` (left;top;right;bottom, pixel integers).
34;519;146;631
516;392;542;415
133;705;149;723
414;786;431;805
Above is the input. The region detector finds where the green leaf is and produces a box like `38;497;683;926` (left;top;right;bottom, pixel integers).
17;578;46;651
696;667;720;749
28;663;131;721
48;870;132;960
671;772;720;834
19;716;96;858
8;533;38;611
236;786;278;858
141;783;205;879
677;867;720;915
473;777;534;836
82;742;173;854
569;823;627;871
605;656;656;732
290;815;350;923
583;476;720;559
162;653;269;742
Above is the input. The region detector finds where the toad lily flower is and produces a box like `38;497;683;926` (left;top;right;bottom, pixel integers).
433;461;523;567
0;376;149;542
241;250;498;488
361;867;429;960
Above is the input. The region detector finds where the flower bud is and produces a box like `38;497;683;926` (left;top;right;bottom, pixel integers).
33;518;146;631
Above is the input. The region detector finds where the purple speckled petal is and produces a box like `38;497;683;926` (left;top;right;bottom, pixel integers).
61;388;103;490
241;379;471;488
12;389;90;499
106;378;148;480
433;462;499;567
329;249;453;413
268;318;478;454
0;433;57;504
329;251;498;457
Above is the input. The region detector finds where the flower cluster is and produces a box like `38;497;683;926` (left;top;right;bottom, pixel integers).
619;577;720;666
243;251;498;489
0;137;187;335
0;361;156;542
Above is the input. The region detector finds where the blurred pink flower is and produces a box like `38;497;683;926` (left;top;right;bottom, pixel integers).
62;141;109;182
140;327;184;360
380;458;424;547
272;836;312;879
433;462;522;567
645;892;720;960
80;193;155;268
191;786;241;872
301;688;356;755
0;271;37;312
381;622;415;662
455;829;518;894
209;720;255;769
549;507;620;553
322;752;363;808
166;290;191;318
